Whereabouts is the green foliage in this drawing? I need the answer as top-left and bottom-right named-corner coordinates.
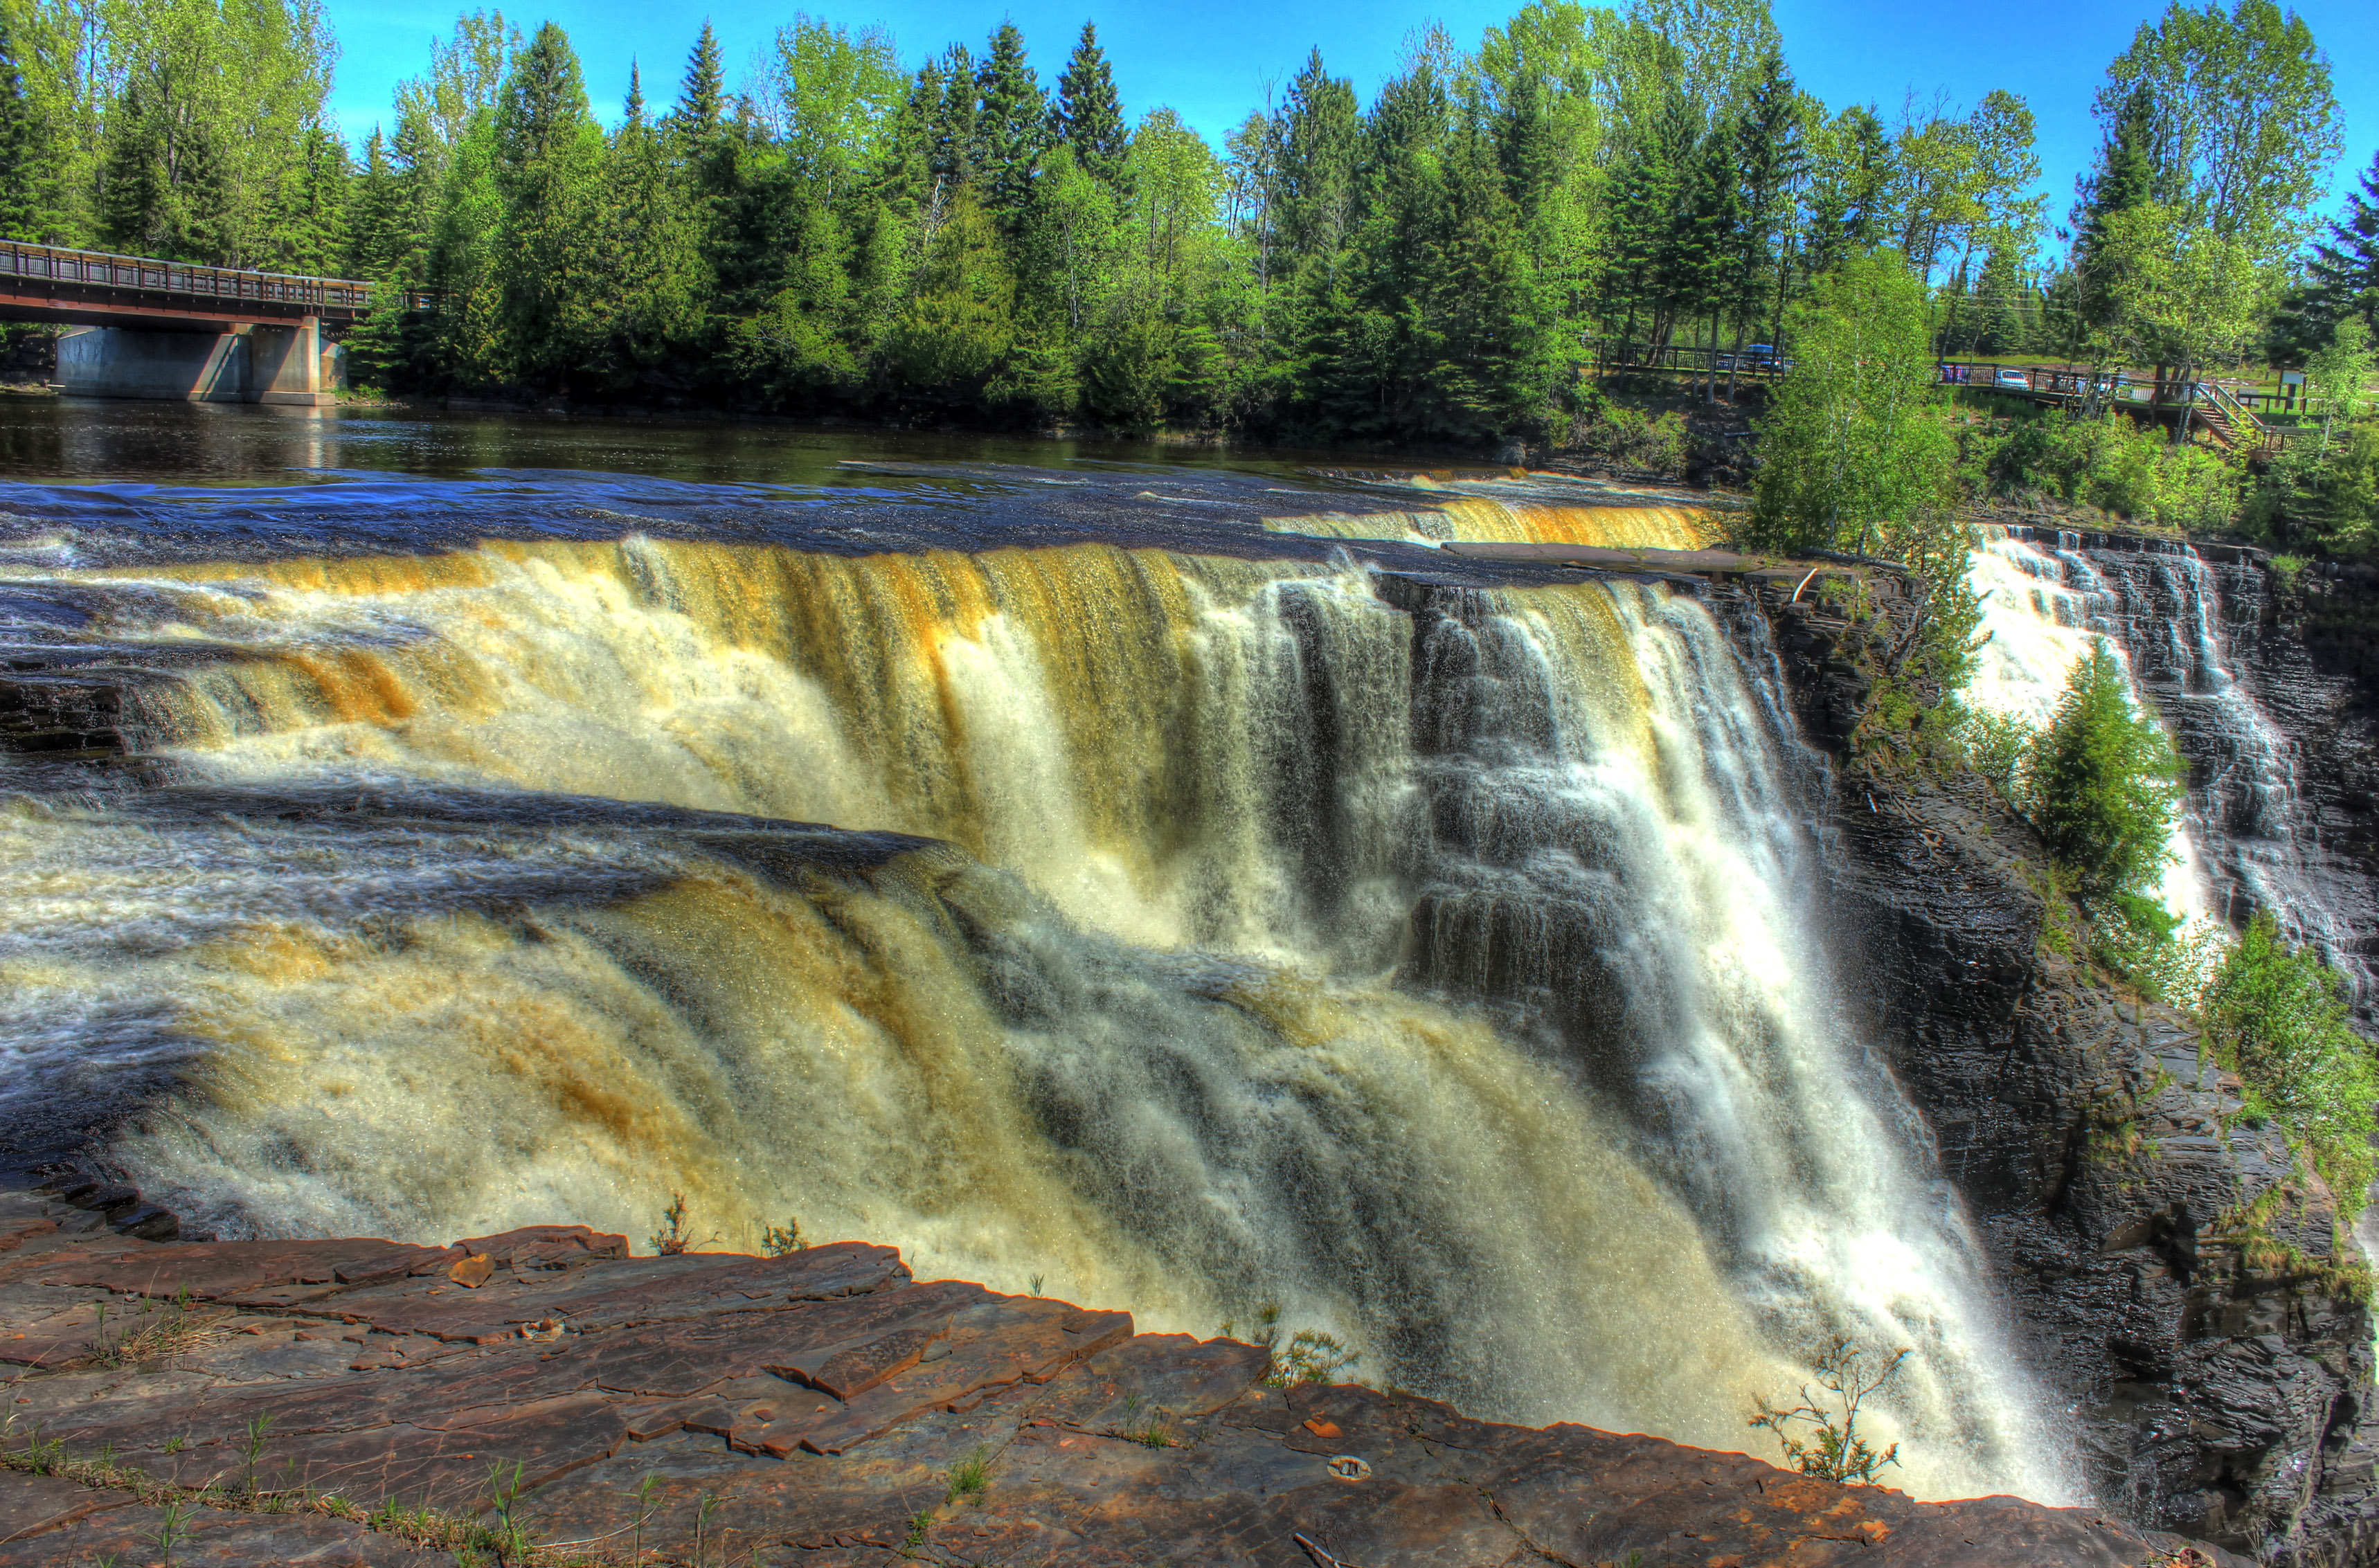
top-left (1747, 252), bottom-right (1956, 560)
top-left (1961, 707), bottom-right (2038, 804)
top-left (2092, 0), bottom-right (2342, 267)
top-left (1052, 23), bottom-right (1126, 188)
top-left (1960, 408), bottom-right (2243, 530)
top-left (96, 0), bottom-right (344, 268)
top-left (1748, 1337), bottom-right (1907, 1485)
top-left (2200, 914), bottom-right (2379, 1220)
top-left (2309, 151), bottom-right (2379, 341)
top-left (1568, 384), bottom-right (1690, 475)
top-left (23, 0), bottom-right (2335, 471)
top-left (945, 1444), bottom-right (991, 1503)
top-left (2027, 642), bottom-right (2187, 905)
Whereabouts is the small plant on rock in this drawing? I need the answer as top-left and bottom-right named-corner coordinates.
top-left (758, 1217), bottom-right (805, 1257)
top-left (649, 1191), bottom-right (718, 1256)
top-left (946, 1444), bottom-right (991, 1504)
top-left (1266, 1328), bottom-right (1360, 1389)
top-left (483, 1459), bottom-right (530, 1562)
top-left (239, 1412), bottom-right (276, 1495)
top-left (1749, 1336), bottom-right (1909, 1484)
top-left (156, 1497), bottom-right (194, 1567)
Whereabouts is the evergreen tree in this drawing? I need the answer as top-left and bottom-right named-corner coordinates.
top-left (1052, 23), bottom-right (1126, 187)
top-left (2072, 81), bottom-right (2154, 333)
top-left (1730, 53), bottom-right (1803, 357)
top-left (1802, 103), bottom-right (1889, 278)
top-left (1970, 243), bottom-right (2024, 356)
top-left (971, 23), bottom-right (1046, 229)
top-left (1274, 50), bottom-right (1358, 269)
top-left (2309, 151), bottom-right (2379, 340)
top-left (493, 21), bottom-right (606, 386)
top-left (593, 64), bottom-right (703, 384)
top-left (670, 21), bottom-right (725, 141)
top-left (923, 46), bottom-right (977, 188)
top-left (347, 130), bottom-right (403, 278)
top-left (0, 14), bottom-right (46, 242)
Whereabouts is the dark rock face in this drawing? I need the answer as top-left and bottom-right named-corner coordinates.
top-left (0, 1180), bottom-right (2230, 1567)
top-left (1739, 564), bottom-right (2379, 1565)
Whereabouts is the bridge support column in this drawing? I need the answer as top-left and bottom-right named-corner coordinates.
top-left (249, 316), bottom-right (332, 407)
top-left (56, 321), bottom-right (343, 406)
top-left (57, 325), bottom-right (248, 401)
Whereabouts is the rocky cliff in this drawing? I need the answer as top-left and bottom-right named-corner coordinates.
top-left (1744, 561), bottom-right (2379, 1566)
top-left (0, 1176), bottom-right (2230, 1568)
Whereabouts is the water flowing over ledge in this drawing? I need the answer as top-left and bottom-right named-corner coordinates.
top-left (1, 474), bottom-right (2063, 1503)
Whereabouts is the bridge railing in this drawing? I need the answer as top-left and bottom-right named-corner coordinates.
top-left (0, 240), bottom-right (370, 311)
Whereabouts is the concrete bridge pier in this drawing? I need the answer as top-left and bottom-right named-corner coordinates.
top-left (57, 320), bottom-right (344, 406)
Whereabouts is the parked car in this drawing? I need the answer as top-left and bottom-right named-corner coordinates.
top-left (1717, 345), bottom-right (1784, 372)
top-left (1993, 366), bottom-right (2032, 391)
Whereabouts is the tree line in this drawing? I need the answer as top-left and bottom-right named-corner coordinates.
top-left (0, 0), bottom-right (2090, 440)
top-left (0, 0), bottom-right (2370, 466)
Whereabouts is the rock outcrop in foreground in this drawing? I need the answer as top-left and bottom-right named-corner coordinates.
top-left (0, 1184), bottom-right (2232, 1567)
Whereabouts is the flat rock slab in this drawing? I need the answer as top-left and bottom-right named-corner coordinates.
top-left (0, 1199), bottom-right (2241, 1567)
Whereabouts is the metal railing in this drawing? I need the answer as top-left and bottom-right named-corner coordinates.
top-left (0, 240), bottom-right (370, 311)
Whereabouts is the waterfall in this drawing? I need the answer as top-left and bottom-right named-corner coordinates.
top-left (0, 510), bottom-right (2063, 1502)
top-left (1266, 495), bottom-right (1722, 550)
top-left (1968, 530), bottom-right (2347, 971)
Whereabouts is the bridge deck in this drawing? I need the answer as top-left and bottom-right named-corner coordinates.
top-left (0, 242), bottom-right (369, 332)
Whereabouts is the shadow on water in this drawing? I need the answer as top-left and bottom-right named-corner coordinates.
top-left (0, 393), bottom-right (1365, 488)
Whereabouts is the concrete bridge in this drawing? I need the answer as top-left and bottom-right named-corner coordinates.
top-left (0, 242), bottom-right (370, 407)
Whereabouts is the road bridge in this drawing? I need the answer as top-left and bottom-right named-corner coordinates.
top-left (0, 242), bottom-right (369, 407)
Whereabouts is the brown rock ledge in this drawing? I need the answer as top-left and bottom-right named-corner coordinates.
top-left (0, 1189), bottom-right (2237, 1566)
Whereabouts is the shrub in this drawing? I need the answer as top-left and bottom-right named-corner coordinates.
top-left (1569, 384), bottom-right (1689, 475)
top-left (1748, 1337), bottom-right (1908, 1485)
top-left (2027, 641), bottom-right (2187, 906)
top-left (2201, 914), bottom-right (2379, 1220)
top-left (1959, 408), bottom-right (2244, 531)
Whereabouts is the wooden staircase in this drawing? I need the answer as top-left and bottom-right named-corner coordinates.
top-left (2188, 379), bottom-right (2282, 455)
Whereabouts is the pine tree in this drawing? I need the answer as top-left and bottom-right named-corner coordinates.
top-left (1052, 22), bottom-right (1126, 188)
top-left (670, 21), bottom-right (724, 140)
top-left (971, 23), bottom-right (1046, 229)
top-left (1730, 53), bottom-right (1802, 357)
top-left (494, 21), bottom-right (606, 386)
top-left (593, 62), bottom-right (702, 383)
top-left (2072, 82), bottom-right (2155, 332)
top-left (2310, 151), bottom-right (2379, 340)
top-left (1972, 244), bottom-right (2023, 357)
top-left (347, 130), bottom-right (400, 277)
top-left (0, 14), bottom-right (44, 242)
top-left (1275, 50), bottom-right (1358, 267)
top-left (924, 46), bottom-right (976, 188)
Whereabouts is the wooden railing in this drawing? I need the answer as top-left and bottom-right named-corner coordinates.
top-left (1586, 340), bottom-right (1788, 377)
top-left (0, 240), bottom-right (370, 312)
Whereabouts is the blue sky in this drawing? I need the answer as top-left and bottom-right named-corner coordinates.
top-left (322, 0), bottom-right (2378, 234)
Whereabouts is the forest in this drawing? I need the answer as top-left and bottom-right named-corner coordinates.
top-left (0, 0), bottom-right (2373, 543)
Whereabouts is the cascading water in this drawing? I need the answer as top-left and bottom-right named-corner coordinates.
top-left (0, 480), bottom-right (2065, 1503)
top-left (1262, 475), bottom-right (1723, 550)
top-left (1968, 529), bottom-right (2352, 975)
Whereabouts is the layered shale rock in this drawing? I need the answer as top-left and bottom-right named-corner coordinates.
top-left (0, 1181), bottom-right (2225, 1567)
